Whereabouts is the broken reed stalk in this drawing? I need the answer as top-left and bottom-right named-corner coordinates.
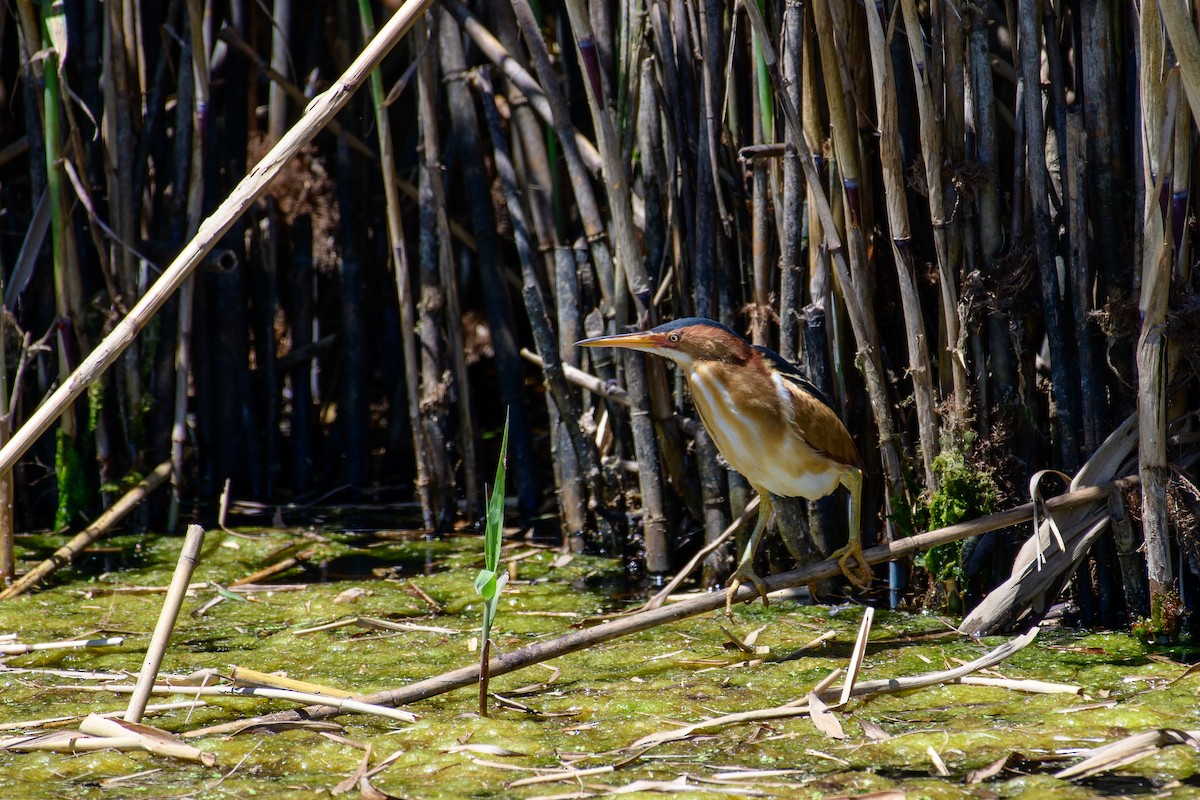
top-left (0, 460), bottom-right (173, 600)
top-left (124, 524), bottom-right (205, 723)
top-left (1138, 4), bottom-right (1177, 612)
top-left (0, 0), bottom-right (437, 481)
top-left (183, 475), bottom-right (1138, 734)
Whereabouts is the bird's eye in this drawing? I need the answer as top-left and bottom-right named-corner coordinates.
top-left (669, 333), bottom-right (680, 343)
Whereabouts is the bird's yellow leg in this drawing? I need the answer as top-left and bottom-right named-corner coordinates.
top-left (726, 493), bottom-right (773, 615)
top-left (830, 467), bottom-right (872, 588)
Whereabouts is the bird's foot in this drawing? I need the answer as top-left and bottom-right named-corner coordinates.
top-left (830, 541), bottom-right (872, 588)
top-left (725, 565), bottom-right (770, 617)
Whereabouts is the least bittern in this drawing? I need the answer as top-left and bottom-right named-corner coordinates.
top-left (577, 318), bottom-right (870, 612)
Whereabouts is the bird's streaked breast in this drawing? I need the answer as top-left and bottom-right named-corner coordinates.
top-left (687, 362), bottom-right (845, 500)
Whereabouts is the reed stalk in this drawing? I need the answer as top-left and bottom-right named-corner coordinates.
top-left (0, 0), bottom-right (437, 479)
top-left (864, 0), bottom-right (940, 491)
top-left (415, 13), bottom-right (472, 521)
top-left (898, 0), bottom-right (969, 413)
top-left (438, 8), bottom-right (537, 518)
top-left (359, 0), bottom-right (432, 523)
top-left (477, 68), bottom-right (621, 548)
top-left (1017, 0), bottom-right (1081, 472)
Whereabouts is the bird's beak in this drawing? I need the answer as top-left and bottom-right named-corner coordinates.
top-left (575, 331), bottom-right (666, 354)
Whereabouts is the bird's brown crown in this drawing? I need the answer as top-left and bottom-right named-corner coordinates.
top-left (649, 318), bottom-right (756, 364)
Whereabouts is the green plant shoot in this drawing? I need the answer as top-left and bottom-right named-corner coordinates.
top-left (474, 411), bottom-right (509, 653)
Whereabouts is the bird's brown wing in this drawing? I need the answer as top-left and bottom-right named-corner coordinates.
top-left (776, 369), bottom-right (862, 469)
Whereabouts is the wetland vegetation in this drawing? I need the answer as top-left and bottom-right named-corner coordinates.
top-left (0, 0), bottom-right (1199, 795)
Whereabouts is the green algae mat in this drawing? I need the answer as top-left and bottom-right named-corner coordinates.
top-left (1, 528), bottom-right (1198, 799)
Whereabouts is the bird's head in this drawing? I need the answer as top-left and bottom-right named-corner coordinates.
top-left (576, 318), bottom-right (754, 369)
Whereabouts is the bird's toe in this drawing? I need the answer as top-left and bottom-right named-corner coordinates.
top-left (832, 544), bottom-right (872, 589)
top-left (725, 566), bottom-right (770, 616)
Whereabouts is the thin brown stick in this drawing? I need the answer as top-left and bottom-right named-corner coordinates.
top-left (229, 548), bottom-right (315, 588)
top-left (0, 460), bottom-right (173, 600)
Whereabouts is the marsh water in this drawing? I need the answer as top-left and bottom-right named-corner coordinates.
top-left (0, 527), bottom-right (1197, 799)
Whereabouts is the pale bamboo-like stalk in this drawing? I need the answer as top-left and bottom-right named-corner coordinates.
top-left (898, 0), bottom-right (968, 412)
top-left (1137, 2), bottom-right (1176, 608)
top-left (1158, 0), bottom-right (1200, 119)
top-left (745, 0), bottom-right (904, 510)
top-left (0, 0), bottom-right (438, 481)
top-left (748, 3), bottom-right (771, 347)
top-left (267, 0), bottom-right (293, 141)
top-left (559, 0), bottom-right (651, 308)
top-left (104, 0), bottom-right (144, 446)
top-left (0, 460), bottom-right (172, 601)
top-left (864, 2), bottom-right (939, 491)
top-left (169, 0), bottom-right (209, 533)
top-left (501, 0), bottom-right (618, 309)
top-left (125, 524), bottom-right (205, 723)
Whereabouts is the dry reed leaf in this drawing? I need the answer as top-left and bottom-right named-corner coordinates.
top-left (507, 765), bottom-right (615, 788)
top-left (801, 748), bottom-right (850, 765)
top-left (630, 629), bottom-right (1039, 750)
top-left (335, 588), bottom-right (371, 604)
top-left (589, 776), bottom-right (763, 795)
top-left (22, 715), bottom-right (218, 766)
top-left (926, 745), bottom-right (950, 776)
top-left (1029, 469), bottom-right (1072, 564)
top-left (214, 719), bottom-right (344, 736)
top-left (966, 752), bottom-right (1018, 783)
top-left (442, 743), bottom-right (527, 757)
top-left (358, 775), bottom-right (400, 800)
top-left (332, 746), bottom-right (372, 795)
top-left (807, 694), bottom-right (846, 740)
top-left (1054, 728), bottom-right (1200, 780)
top-left (1055, 701), bottom-right (1118, 714)
top-left (859, 719), bottom-right (891, 741)
top-left (1168, 662), bottom-right (1200, 685)
top-left (709, 769), bottom-right (807, 780)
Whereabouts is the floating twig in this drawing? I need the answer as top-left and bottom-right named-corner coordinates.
top-left (0, 637), bottom-right (123, 655)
